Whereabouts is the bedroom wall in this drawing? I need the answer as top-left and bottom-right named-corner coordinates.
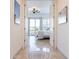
top-left (10, 0), bottom-right (25, 59)
top-left (56, 0), bottom-right (69, 58)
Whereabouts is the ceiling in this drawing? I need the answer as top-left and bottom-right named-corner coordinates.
top-left (27, 0), bottom-right (53, 17)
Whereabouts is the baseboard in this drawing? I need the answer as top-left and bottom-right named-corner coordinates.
top-left (57, 48), bottom-right (68, 59)
top-left (13, 46), bottom-right (23, 59)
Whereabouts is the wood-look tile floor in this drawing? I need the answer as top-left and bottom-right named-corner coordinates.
top-left (14, 36), bottom-right (67, 59)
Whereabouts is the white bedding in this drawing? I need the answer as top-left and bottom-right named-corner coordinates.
top-left (36, 30), bottom-right (50, 39)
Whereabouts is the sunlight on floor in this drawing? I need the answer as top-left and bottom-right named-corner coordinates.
top-left (14, 36), bottom-right (66, 59)
top-left (28, 36), bottom-right (50, 59)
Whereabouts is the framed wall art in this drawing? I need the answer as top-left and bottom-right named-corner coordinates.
top-left (14, 0), bottom-right (20, 24)
top-left (58, 6), bottom-right (68, 24)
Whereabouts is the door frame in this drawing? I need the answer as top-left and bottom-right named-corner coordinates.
top-left (24, 0), bottom-right (57, 59)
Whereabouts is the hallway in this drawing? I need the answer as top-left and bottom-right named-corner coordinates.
top-left (10, 0), bottom-right (69, 59)
top-left (14, 36), bottom-right (67, 59)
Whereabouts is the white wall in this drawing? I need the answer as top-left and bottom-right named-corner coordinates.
top-left (10, 0), bottom-right (25, 59)
top-left (56, 0), bottom-right (69, 58)
top-left (57, 23), bottom-right (69, 58)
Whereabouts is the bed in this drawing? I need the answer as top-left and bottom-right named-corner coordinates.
top-left (36, 30), bottom-right (50, 40)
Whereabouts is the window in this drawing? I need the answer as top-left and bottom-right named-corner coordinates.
top-left (42, 19), bottom-right (49, 31)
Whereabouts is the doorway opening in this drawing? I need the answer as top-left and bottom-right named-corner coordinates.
top-left (24, 0), bottom-right (54, 59)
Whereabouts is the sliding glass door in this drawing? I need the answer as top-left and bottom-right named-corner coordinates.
top-left (29, 19), bottom-right (35, 36)
top-left (29, 18), bottom-right (40, 36)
